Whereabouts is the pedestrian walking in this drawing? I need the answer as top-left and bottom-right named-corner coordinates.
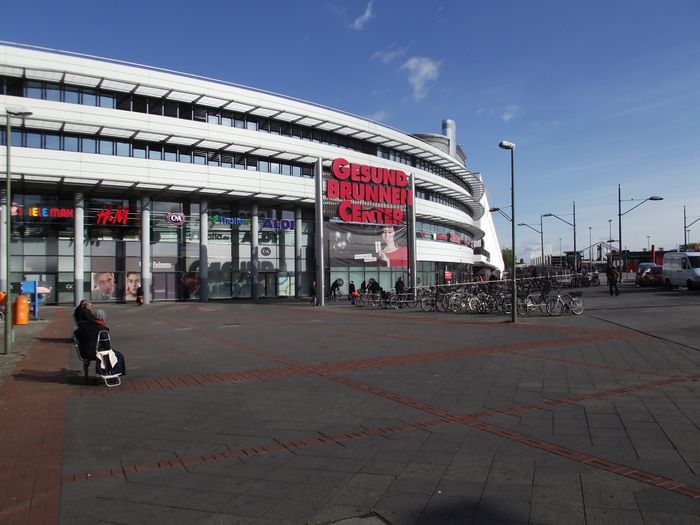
top-left (606, 266), bottom-right (619, 296)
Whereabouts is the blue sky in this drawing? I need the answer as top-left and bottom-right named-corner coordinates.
top-left (3, 0), bottom-right (700, 259)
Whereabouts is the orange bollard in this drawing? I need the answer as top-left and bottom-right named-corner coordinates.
top-left (13, 294), bottom-right (29, 325)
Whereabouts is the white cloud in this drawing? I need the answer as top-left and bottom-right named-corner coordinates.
top-left (501, 105), bottom-right (523, 122)
top-left (400, 57), bottom-right (441, 100)
top-left (351, 1), bottom-right (374, 30)
top-left (372, 45), bottom-right (407, 64)
top-left (365, 109), bottom-right (389, 122)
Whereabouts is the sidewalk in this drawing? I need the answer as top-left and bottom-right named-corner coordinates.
top-left (1, 288), bottom-right (699, 524)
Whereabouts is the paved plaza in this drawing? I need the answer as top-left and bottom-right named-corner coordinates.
top-left (1, 284), bottom-right (699, 524)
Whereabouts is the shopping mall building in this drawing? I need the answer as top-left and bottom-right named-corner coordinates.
top-left (0, 42), bottom-right (503, 305)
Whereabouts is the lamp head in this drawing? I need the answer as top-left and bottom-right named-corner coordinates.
top-left (489, 207), bottom-right (500, 212)
top-left (649, 196), bottom-right (663, 201)
top-left (6, 109), bottom-right (33, 118)
top-left (542, 213), bottom-right (553, 217)
top-left (498, 140), bottom-right (515, 150)
top-left (516, 223), bottom-right (526, 226)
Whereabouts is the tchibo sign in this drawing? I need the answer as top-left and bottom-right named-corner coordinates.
top-left (327, 158), bottom-right (412, 225)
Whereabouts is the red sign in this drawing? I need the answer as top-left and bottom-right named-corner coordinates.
top-left (327, 158), bottom-right (412, 225)
top-left (96, 205), bottom-right (129, 225)
top-left (444, 271), bottom-right (453, 281)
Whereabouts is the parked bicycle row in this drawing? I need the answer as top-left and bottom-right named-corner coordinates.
top-left (350, 276), bottom-right (584, 317)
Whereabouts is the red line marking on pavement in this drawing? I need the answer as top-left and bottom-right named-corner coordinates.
top-left (62, 371), bottom-right (700, 503)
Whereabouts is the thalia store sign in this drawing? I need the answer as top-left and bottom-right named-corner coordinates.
top-left (327, 158), bottom-right (412, 225)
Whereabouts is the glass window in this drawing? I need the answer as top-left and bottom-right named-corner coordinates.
top-left (64, 87), bottom-right (79, 104)
top-left (26, 131), bottom-right (42, 149)
top-left (148, 99), bottom-right (163, 115)
top-left (132, 96), bottom-right (147, 113)
top-left (26, 81), bottom-right (42, 99)
top-left (179, 149), bottom-right (191, 163)
top-left (116, 95), bottom-right (131, 111)
top-left (193, 150), bottom-right (206, 165)
top-left (221, 116), bottom-right (232, 127)
top-left (148, 145), bottom-right (162, 160)
top-left (247, 158), bottom-right (258, 171)
top-left (99, 140), bottom-right (113, 155)
top-left (270, 162), bottom-right (280, 174)
top-left (221, 154), bottom-right (233, 168)
top-left (46, 134), bottom-right (61, 150)
top-left (82, 138), bottom-right (97, 153)
top-left (81, 90), bottom-right (97, 106)
top-left (64, 136), bottom-right (79, 152)
top-left (246, 118), bottom-right (258, 131)
top-left (46, 83), bottom-right (61, 101)
top-left (234, 155), bottom-right (245, 169)
top-left (292, 165), bottom-right (301, 177)
top-left (207, 114), bottom-right (219, 125)
top-left (163, 100), bottom-right (178, 117)
top-left (115, 141), bottom-right (130, 156)
top-left (270, 121), bottom-right (281, 135)
top-left (133, 143), bottom-right (147, 158)
top-left (259, 160), bottom-right (269, 172)
top-left (281, 164), bottom-right (291, 176)
top-left (234, 118), bottom-right (245, 129)
top-left (164, 146), bottom-right (178, 162)
top-left (99, 93), bottom-right (115, 109)
top-left (207, 151), bottom-right (220, 166)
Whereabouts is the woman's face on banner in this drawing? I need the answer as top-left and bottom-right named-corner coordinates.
top-left (381, 227), bottom-right (396, 244)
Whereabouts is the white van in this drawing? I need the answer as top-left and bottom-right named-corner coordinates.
top-left (662, 251), bottom-right (700, 290)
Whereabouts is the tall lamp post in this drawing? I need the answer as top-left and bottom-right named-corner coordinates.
top-left (618, 184), bottom-right (663, 279)
top-left (588, 227), bottom-right (592, 266)
top-left (4, 109), bottom-right (32, 355)
top-left (543, 201), bottom-right (577, 272)
top-left (499, 140), bottom-right (517, 323)
top-left (517, 215), bottom-right (544, 266)
top-left (683, 206), bottom-right (700, 248)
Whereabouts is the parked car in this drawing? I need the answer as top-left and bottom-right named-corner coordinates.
top-left (635, 262), bottom-right (660, 286)
top-left (639, 266), bottom-right (663, 287)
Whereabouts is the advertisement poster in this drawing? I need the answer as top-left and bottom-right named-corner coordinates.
top-left (325, 222), bottom-right (408, 269)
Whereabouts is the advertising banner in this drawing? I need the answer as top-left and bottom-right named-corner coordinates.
top-left (325, 222), bottom-right (408, 269)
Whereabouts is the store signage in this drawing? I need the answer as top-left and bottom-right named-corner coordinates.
top-left (327, 158), bottom-right (412, 225)
top-left (166, 211), bottom-right (185, 225)
top-left (10, 203), bottom-right (74, 219)
top-left (210, 214), bottom-right (294, 230)
top-left (96, 205), bottom-right (129, 226)
top-left (444, 271), bottom-right (453, 281)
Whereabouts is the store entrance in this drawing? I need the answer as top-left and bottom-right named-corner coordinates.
top-left (259, 272), bottom-right (278, 297)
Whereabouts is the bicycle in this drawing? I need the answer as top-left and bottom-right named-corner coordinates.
top-left (546, 291), bottom-right (584, 316)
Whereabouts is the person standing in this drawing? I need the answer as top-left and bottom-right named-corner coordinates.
top-left (348, 280), bottom-right (357, 305)
top-left (606, 266), bottom-right (619, 296)
top-left (310, 280), bottom-right (318, 307)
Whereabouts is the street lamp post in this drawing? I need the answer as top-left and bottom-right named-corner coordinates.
top-left (517, 215), bottom-right (544, 266)
top-left (499, 140), bottom-right (517, 323)
top-left (4, 109), bottom-right (32, 355)
top-left (684, 206), bottom-right (700, 248)
top-left (589, 227), bottom-right (592, 267)
top-left (543, 201), bottom-right (576, 272)
top-left (617, 184), bottom-right (663, 279)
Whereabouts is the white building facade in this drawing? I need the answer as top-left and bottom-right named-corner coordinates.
top-left (0, 43), bottom-right (503, 304)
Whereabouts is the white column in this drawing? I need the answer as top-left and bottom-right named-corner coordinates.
top-left (314, 158), bottom-right (325, 306)
top-left (199, 200), bottom-right (209, 302)
top-left (73, 192), bottom-right (85, 306)
top-left (294, 207), bottom-right (302, 298)
top-left (251, 205), bottom-right (259, 301)
top-left (141, 196), bottom-right (152, 304)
